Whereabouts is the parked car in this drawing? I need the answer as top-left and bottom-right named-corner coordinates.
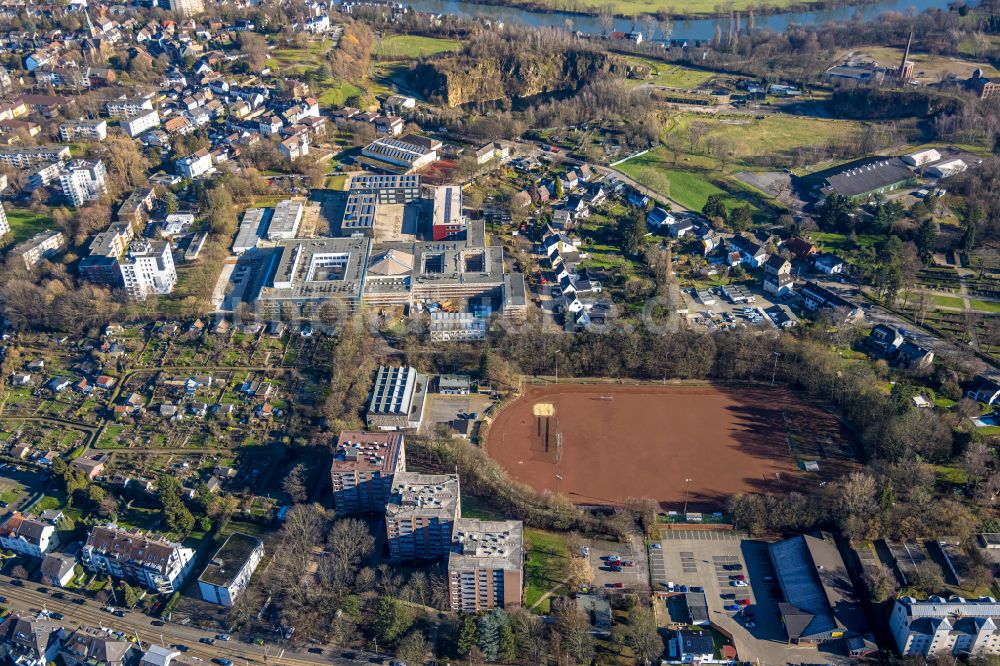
top-left (720, 593), bottom-right (735, 599)
top-left (649, 544), bottom-right (662, 549)
top-left (730, 575), bottom-right (745, 580)
top-left (738, 599), bottom-right (751, 606)
top-left (621, 560), bottom-right (634, 567)
top-left (730, 580), bottom-right (748, 587)
top-left (113, 610), bottom-right (126, 617)
top-left (9, 580), bottom-right (23, 587)
top-left (199, 638), bottom-right (215, 645)
top-left (49, 612), bottom-right (63, 620)
top-left (746, 621), bottom-right (756, 628)
top-left (216, 634), bottom-right (230, 641)
top-left (213, 659), bottom-right (232, 666)
top-left (724, 605), bottom-right (740, 611)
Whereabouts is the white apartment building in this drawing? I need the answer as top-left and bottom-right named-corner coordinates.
top-left (198, 533), bottom-right (264, 606)
top-left (59, 160), bottom-right (107, 206)
top-left (176, 149), bottom-right (212, 179)
top-left (105, 98), bottom-right (153, 119)
top-left (0, 202), bottom-right (10, 239)
top-left (891, 596), bottom-right (1000, 657)
top-left (0, 512), bottom-right (58, 558)
top-left (81, 524), bottom-right (194, 593)
top-left (121, 109), bottom-right (160, 138)
top-left (58, 119), bottom-right (107, 142)
top-left (11, 230), bottom-right (66, 269)
top-left (168, 0), bottom-right (204, 16)
top-left (118, 240), bottom-right (177, 300)
top-left (0, 145), bottom-right (70, 168)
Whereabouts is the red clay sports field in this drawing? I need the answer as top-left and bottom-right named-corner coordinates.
top-left (485, 383), bottom-right (857, 509)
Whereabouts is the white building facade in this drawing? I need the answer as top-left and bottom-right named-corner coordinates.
top-left (118, 240), bottom-right (176, 300)
top-left (59, 160), bottom-right (107, 206)
top-left (891, 596), bottom-right (1000, 657)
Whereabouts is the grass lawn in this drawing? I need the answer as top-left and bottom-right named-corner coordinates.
top-left (932, 294), bottom-right (966, 309)
top-left (934, 465), bottom-right (970, 486)
top-left (317, 80), bottom-right (365, 108)
top-left (617, 150), bottom-right (760, 212)
top-left (376, 35), bottom-right (461, 58)
top-left (524, 529), bottom-right (570, 614)
top-left (666, 113), bottom-right (863, 166)
top-left (806, 231), bottom-right (881, 253)
top-left (0, 489), bottom-right (20, 505)
top-left (624, 57), bottom-right (714, 89)
top-left (461, 494), bottom-right (503, 520)
top-left (3, 208), bottom-right (54, 246)
top-left (970, 299), bottom-right (1000, 313)
top-left (324, 174), bottom-right (347, 190)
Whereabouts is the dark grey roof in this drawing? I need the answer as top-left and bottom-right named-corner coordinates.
top-left (677, 629), bottom-right (714, 655)
top-left (768, 534), bottom-right (871, 642)
top-left (823, 158), bottom-right (912, 197)
top-left (685, 591), bottom-right (709, 624)
top-left (777, 602), bottom-right (816, 640)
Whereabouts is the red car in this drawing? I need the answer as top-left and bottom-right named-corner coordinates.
top-left (731, 574), bottom-right (745, 581)
top-left (738, 599), bottom-right (751, 606)
top-left (608, 582), bottom-right (624, 588)
top-left (621, 560), bottom-right (635, 567)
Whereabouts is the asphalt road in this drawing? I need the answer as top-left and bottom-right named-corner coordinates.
top-left (0, 575), bottom-right (385, 666)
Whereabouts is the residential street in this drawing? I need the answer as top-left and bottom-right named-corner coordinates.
top-left (0, 574), bottom-right (382, 666)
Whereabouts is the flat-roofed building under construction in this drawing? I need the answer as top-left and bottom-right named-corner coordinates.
top-left (342, 174), bottom-right (422, 238)
top-left (364, 220), bottom-right (504, 307)
top-left (254, 236), bottom-right (371, 317)
top-left (331, 430), bottom-right (406, 515)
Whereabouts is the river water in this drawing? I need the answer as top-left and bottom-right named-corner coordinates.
top-left (405, 0), bottom-right (950, 41)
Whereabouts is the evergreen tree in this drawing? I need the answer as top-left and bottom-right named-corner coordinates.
top-left (478, 610), bottom-right (503, 661)
top-left (499, 619), bottom-right (517, 663)
top-left (617, 208), bottom-right (647, 256)
top-left (372, 596), bottom-right (403, 644)
top-left (962, 221), bottom-right (977, 252)
top-left (915, 218), bottom-right (938, 262)
top-left (457, 613), bottom-right (479, 656)
top-left (554, 178), bottom-right (564, 199)
top-left (122, 582), bottom-right (139, 608)
top-left (728, 205), bottom-right (753, 232)
top-left (702, 194), bottom-right (727, 221)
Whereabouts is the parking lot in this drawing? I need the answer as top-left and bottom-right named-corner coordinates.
top-left (588, 535), bottom-right (648, 593)
top-left (652, 529), bottom-right (855, 665)
top-left (684, 285), bottom-right (787, 331)
top-left (420, 393), bottom-right (494, 436)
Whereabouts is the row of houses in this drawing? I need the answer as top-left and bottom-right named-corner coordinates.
top-left (0, 510), bottom-right (263, 609)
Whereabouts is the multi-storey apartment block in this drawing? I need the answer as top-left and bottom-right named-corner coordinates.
top-left (385, 472), bottom-right (460, 562)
